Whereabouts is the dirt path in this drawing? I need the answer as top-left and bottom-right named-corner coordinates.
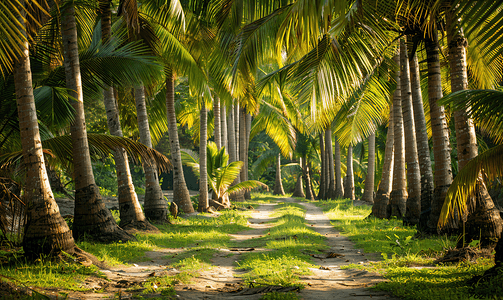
top-left (64, 198), bottom-right (400, 300)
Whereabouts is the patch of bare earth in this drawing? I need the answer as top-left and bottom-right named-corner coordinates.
top-left (50, 198), bottom-right (400, 299)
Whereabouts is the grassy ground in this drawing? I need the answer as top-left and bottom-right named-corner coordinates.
top-left (0, 194), bottom-right (500, 300)
top-left (314, 198), bottom-right (501, 300)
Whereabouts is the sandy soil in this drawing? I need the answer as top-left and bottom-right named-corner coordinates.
top-left (52, 197), bottom-right (400, 300)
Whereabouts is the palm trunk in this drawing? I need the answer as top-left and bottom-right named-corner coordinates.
top-left (227, 104), bottom-right (244, 202)
top-left (400, 39), bottom-right (421, 225)
top-left (220, 101), bottom-right (228, 151)
top-left (101, 2), bottom-right (150, 229)
top-left (361, 133), bottom-right (375, 203)
top-left (239, 109), bottom-right (246, 183)
top-left (334, 135), bottom-right (344, 198)
top-left (344, 145), bottom-right (355, 201)
top-left (373, 104), bottom-right (394, 218)
top-left (234, 103), bottom-right (240, 158)
top-left (390, 52), bottom-right (408, 219)
top-left (244, 113), bottom-right (252, 199)
top-left (303, 157), bottom-right (315, 200)
top-left (447, 12), bottom-right (502, 247)
top-left (273, 153), bottom-right (285, 195)
top-left (213, 97), bottom-right (221, 149)
top-left (326, 129), bottom-right (336, 199)
top-left (317, 133), bottom-right (326, 199)
top-left (134, 86), bottom-right (167, 222)
top-left (62, 4), bottom-right (133, 242)
top-left (165, 71), bottom-right (194, 213)
top-left (425, 32), bottom-right (453, 231)
top-left (292, 157), bottom-right (305, 198)
top-left (199, 104), bottom-right (208, 212)
top-left (15, 8), bottom-right (75, 257)
top-left (410, 52), bottom-right (434, 231)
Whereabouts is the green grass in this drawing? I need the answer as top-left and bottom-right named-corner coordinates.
top-left (0, 253), bottom-right (103, 292)
top-left (313, 198), bottom-right (499, 300)
top-left (236, 202), bottom-right (325, 287)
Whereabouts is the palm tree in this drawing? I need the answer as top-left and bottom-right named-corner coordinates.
top-left (400, 39), bottom-right (421, 225)
top-left (273, 153), bottom-right (285, 196)
top-left (390, 53), bottom-right (407, 218)
top-left (134, 86), bottom-right (168, 221)
top-left (182, 142), bottom-right (266, 208)
top-left (344, 144), bottom-right (355, 201)
top-left (60, 2), bottom-right (134, 242)
top-left (424, 30), bottom-right (454, 232)
top-left (13, 0), bottom-right (76, 257)
top-left (199, 102), bottom-right (208, 212)
top-left (372, 103), bottom-right (394, 218)
top-left (361, 132), bottom-right (375, 203)
top-left (166, 71), bottom-right (194, 213)
top-left (100, 0), bottom-right (153, 231)
top-left (445, 7), bottom-right (502, 246)
top-left (410, 51), bottom-right (434, 230)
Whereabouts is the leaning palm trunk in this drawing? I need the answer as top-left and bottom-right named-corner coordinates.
top-left (134, 86), bottom-right (167, 221)
top-left (100, 0), bottom-right (150, 230)
top-left (166, 71), bottom-right (194, 213)
top-left (326, 129), bottom-right (336, 199)
top-left (447, 12), bottom-right (502, 247)
top-left (361, 133), bottom-right (375, 203)
top-left (390, 53), bottom-right (408, 219)
top-left (273, 153), bottom-right (285, 195)
top-left (400, 39), bottom-right (421, 225)
top-left (15, 9), bottom-right (75, 257)
top-left (344, 145), bottom-right (355, 201)
top-left (373, 104), bottom-right (394, 218)
top-left (62, 4), bottom-right (133, 242)
top-left (425, 32), bottom-right (454, 232)
top-left (199, 104), bottom-right (208, 212)
top-left (410, 53), bottom-right (434, 230)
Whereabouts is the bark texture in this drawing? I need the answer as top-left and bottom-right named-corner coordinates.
top-left (15, 11), bottom-right (75, 257)
top-left (410, 53), bottom-right (434, 231)
top-left (390, 53), bottom-right (407, 219)
top-left (317, 133), bottom-right (326, 200)
top-left (344, 145), bottom-right (355, 201)
top-left (166, 72), bottom-right (194, 213)
top-left (400, 39), bottom-right (421, 225)
top-left (62, 4), bottom-right (133, 242)
top-left (425, 32), bottom-right (453, 232)
top-left (199, 104), bottom-right (208, 212)
top-left (373, 104), bottom-right (394, 218)
top-left (334, 136), bottom-right (344, 198)
top-left (361, 133), bottom-right (375, 203)
top-left (326, 129), bottom-right (336, 199)
top-left (134, 86), bottom-right (167, 222)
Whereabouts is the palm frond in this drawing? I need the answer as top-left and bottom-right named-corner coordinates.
top-left (41, 133), bottom-right (171, 172)
top-left (226, 179), bottom-right (268, 195)
top-left (439, 89), bottom-right (503, 143)
top-left (439, 145), bottom-right (503, 227)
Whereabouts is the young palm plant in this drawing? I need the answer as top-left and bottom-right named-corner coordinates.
top-left (181, 142), bottom-right (266, 209)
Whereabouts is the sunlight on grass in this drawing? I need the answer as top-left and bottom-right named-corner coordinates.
top-left (0, 255), bottom-right (102, 292)
top-left (313, 198), bottom-right (497, 300)
top-left (236, 201), bottom-right (325, 287)
top-left (77, 239), bottom-right (155, 266)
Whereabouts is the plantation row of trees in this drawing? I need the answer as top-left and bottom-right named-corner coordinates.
top-left (0, 0), bottom-right (502, 273)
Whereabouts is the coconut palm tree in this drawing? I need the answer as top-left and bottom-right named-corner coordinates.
top-left (181, 142), bottom-right (266, 209)
top-left (400, 39), bottom-right (421, 225)
top-left (12, 0), bottom-right (76, 258)
top-left (60, 1), bottom-right (134, 242)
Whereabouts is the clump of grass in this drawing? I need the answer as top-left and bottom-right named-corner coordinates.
top-left (262, 291), bottom-right (300, 300)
